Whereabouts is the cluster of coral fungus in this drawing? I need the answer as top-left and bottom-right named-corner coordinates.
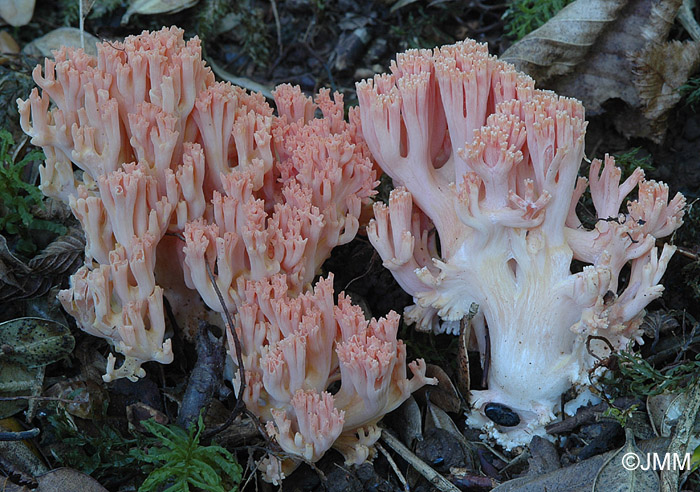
top-left (18, 27), bottom-right (434, 481)
top-left (357, 40), bottom-right (684, 448)
top-left (19, 26), bottom-right (685, 471)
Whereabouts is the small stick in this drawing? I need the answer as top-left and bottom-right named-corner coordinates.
top-left (380, 429), bottom-right (461, 492)
top-left (376, 442), bottom-right (409, 492)
top-left (0, 428), bottom-right (40, 441)
top-left (269, 0), bottom-right (283, 58)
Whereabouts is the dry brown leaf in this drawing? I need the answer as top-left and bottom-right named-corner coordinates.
top-left (22, 27), bottom-right (101, 58)
top-left (593, 429), bottom-right (660, 491)
top-left (121, 0), bottom-right (199, 25)
top-left (28, 227), bottom-right (84, 276)
top-left (0, 30), bottom-right (19, 64)
top-left (0, 228), bottom-right (84, 302)
top-left (632, 40), bottom-right (700, 140)
top-left (424, 363), bottom-right (461, 413)
top-left (2, 468), bottom-right (107, 492)
top-left (501, 0), bottom-right (628, 83)
top-left (503, 0), bottom-right (695, 142)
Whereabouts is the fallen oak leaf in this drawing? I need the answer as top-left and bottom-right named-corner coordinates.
top-left (502, 0), bottom-right (697, 142)
top-left (500, 0), bottom-right (628, 83)
top-left (632, 40), bottom-right (700, 140)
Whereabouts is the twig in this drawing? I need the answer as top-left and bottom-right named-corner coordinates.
top-left (0, 395), bottom-right (91, 404)
top-left (545, 397), bottom-right (642, 434)
top-left (79, 0), bottom-right (84, 50)
top-left (481, 322), bottom-right (490, 388)
top-left (269, 0), bottom-right (283, 58)
top-left (0, 428), bottom-right (40, 441)
top-left (381, 429), bottom-right (461, 492)
top-left (586, 335), bottom-right (616, 361)
top-left (675, 245), bottom-right (698, 260)
top-left (376, 442), bottom-right (408, 492)
top-left (201, 258), bottom-right (247, 440)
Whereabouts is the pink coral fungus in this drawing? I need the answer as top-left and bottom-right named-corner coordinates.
top-left (357, 39), bottom-right (685, 448)
top-left (18, 27), bottom-right (434, 476)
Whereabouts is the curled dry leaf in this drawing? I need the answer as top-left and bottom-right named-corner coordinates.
top-left (500, 0), bottom-right (628, 83)
top-left (593, 428), bottom-right (659, 491)
top-left (22, 27), bottom-right (101, 58)
top-left (0, 228), bottom-right (84, 302)
top-left (0, 317), bottom-right (74, 368)
top-left (1, 468), bottom-right (107, 492)
top-left (647, 392), bottom-right (686, 437)
top-left (423, 363), bottom-right (461, 413)
top-left (0, 30), bottom-right (20, 64)
top-left (502, 0), bottom-right (697, 142)
top-left (633, 40), bottom-right (700, 140)
top-left (207, 56), bottom-right (275, 99)
top-left (122, 0), bottom-right (199, 25)
top-left (394, 396), bottom-right (424, 447)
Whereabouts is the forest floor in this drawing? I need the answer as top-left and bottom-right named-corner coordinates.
top-left (1, 1), bottom-right (699, 491)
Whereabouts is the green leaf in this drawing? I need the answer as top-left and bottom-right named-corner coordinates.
top-left (135, 413), bottom-right (241, 492)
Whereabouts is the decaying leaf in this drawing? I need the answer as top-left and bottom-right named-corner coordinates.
top-left (28, 228), bottom-right (84, 276)
top-left (0, 362), bottom-right (38, 418)
top-left (660, 379), bottom-right (700, 491)
top-left (425, 402), bottom-right (477, 471)
top-left (393, 396), bottom-right (424, 447)
top-left (1, 468), bottom-right (107, 492)
top-left (647, 392), bottom-right (686, 437)
top-left (424, 364), bottom-right (461, 413)
top-left (501, 0), bottom-right (697, 142)
top-left (122, 0), bottom-right (199, 25)
top-left (0, 318), bottom-right (74, 368)
top-left (493, 436), bottom-right (670, 492)
top-left (633, 40), bottom-right (700, 139)
top-left (500, 0), bottom-right (627, 83)
top-left (527, 436), bottom-right (561, 477)
top-left (0, 420), bottom-right (48, 483)
top-left (44, 379), bottom-right (107, 420)
top-left (593, 428), bottom-right (659, 491)
top-left (22, 28), bottom-right (101, 58)
top-left (0, 228), bottom-right (84, 302)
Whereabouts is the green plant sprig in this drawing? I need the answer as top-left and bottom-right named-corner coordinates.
top-left (614, 349), bottom-right (700, 398)
top-left (0, 130), bottom-right (66, 253)
top-left (133, 414), bottom-right (242, 492)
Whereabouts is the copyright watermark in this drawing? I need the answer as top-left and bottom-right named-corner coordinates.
top-left (621, 452), bottom-right (692, 471)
